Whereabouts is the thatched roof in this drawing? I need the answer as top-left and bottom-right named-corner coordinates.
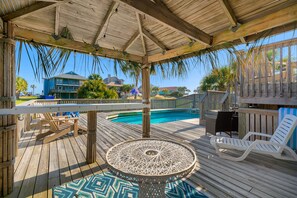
top-left (1, 0), bottom-right (297, 64)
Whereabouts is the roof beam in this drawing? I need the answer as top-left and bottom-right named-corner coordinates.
top-left (0, 17), bottom-right (3, 36)
top-left (239, 37), bottom-right (247, 44)
top-left (118, 0), bottom-right (212, 46)
top-left (218, 0), bottom-right (247, 42)
top-left (218, 0), bottom-right (238, 27)
top-left (122, 31), bottom-right (140, 51)
top-left (93, 1), bottom-right (119, 45)
top-left (148, 4), bottom-right (297, 63)
top-left (14, 27), bottom-right (143, 63)
top-left (136, 13), bottom-right (146, 55)
top-left (54, 6), bottom-right (60, 35)
top-left (2, 0), bottom-right (69, 22)
top-left (142, 28), bottom-right (167, 51)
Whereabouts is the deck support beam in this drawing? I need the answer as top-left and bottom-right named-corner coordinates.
top-left (142, 62), bottom-right (151, 138)
top-left (0, 21), bottom-right (16, 196)
top-left (87, 111), bottom-right (97, 164)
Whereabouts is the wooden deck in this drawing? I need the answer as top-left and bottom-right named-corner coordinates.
top-left (10, 113), bottom-right (297, 198)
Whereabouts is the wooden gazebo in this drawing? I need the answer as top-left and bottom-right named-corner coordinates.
top-left (1, 0), bottom-right (297, 196)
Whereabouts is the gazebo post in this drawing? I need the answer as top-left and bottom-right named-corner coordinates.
top-left (0, 21), bottom-right (17, 196)
top-left (142, 62), bottom-right (151, 138)
top-left (86, 111), bottom-right (97, 164)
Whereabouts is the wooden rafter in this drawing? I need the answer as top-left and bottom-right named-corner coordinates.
top-left (240, 37), bottom-right (247, 44)
top-left (54, 6), bottom-right (60, 35)
top-left (148, 4), bottom-right (297, 63)
top-left (2, 0), bottom-right (69, 22)
top-left (142, 28), bottom-right (167, 51)
top-left (136, 13), bottom-right (146, 55)
top-left (218, 0), bottom-right (237, 27)
top-left (14, 27), bottom-right (143, 63)
top-left (218, 0), bottom-right (246, 43)
top-left (119, 0), bottom-right (212, 45)
top-left (0, 17), bottom-right (3, 36)
top-left (122, 31), bottom-right (140, 51)
top-left (93, 1), bottom-right (119, 45)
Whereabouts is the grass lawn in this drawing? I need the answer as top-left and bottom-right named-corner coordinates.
top-left (16, 96), bottom-right (37, 105)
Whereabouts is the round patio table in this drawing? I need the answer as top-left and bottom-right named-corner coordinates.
top-left (106, 139), bottom-right (197, 198)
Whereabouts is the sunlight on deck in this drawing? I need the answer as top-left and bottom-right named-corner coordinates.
top-left (10, 113), bottom-right (297, 198)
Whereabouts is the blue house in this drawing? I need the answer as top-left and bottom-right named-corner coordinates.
top-left (43, 71), bottom-right (87, 99)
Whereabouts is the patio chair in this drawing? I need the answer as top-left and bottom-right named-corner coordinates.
top-left (36, 112), bottom-right (78, 143)
top-left (210, 114), bottom-right (297, 161)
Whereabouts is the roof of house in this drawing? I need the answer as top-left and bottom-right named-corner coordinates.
top-left (106, 82), bottom-right (123, 87)
top-left (103, 76), bottom-right (124, 84)
top-left (47, 71), bottom-right (87, 81)
top-left (159, 87), bottom-right (179, 91)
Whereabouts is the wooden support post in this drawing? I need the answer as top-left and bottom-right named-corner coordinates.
top-left (0, 21), bottom-right (16, 196)
top-left (142, 63), bottom-right (151, 138)
top-left (24, 114), bottom-right (31, 131)
top-left (86, 111), bottom-right (96, 164)
top-left (280, 45), bottom-right (283, 97)
top-left (238, 105), bottom-right (249, 139)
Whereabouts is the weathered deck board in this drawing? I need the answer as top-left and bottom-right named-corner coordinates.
top-left (9, 113), bottom-right (297, 198)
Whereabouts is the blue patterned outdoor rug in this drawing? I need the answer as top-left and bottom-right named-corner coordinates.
top-left (53, 172), bottom-right (207, 198)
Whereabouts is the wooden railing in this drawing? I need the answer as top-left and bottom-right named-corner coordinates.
top-left (35, 99), bottom-right (177, 109)
top-left (16, 100), bottom-right (35, 147)
top-left (175, 94), bottom-right (202, 108)
top-left (4, 102), bottom-right (148, 165)
top-left (239, 38), bottom-right (297, 105)
top-left (199, 91), bottom-right (230, 125)
top-left (33, 97), bottom-right (201, 109)
top-left (237, 108), bottom-right (278, 139)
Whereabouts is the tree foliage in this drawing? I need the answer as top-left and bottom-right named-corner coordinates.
top-left (177, 86), bottom-right (190, 95)
top-left (169, 91), bottom-right (183, 98)
top-left (77, 74), bottom-right (118, 99)
top-left (120, 84), bottom-right (133, 93)
top-left (200, 64), bottom-right (236, 92)
top-left (16, 77), bottom-right (28, 99)
top-left (151, 86), bottom-right (160, 96)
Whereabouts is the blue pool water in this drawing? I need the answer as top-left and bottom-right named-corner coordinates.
top-left (110, 110), bottom-right (199, 124)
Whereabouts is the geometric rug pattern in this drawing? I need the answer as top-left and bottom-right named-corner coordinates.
top-left (53, 172), bottom-right (208, 198)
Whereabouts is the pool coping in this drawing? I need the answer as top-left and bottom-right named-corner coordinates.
top-left (106, 108), bottom-right (200, 121)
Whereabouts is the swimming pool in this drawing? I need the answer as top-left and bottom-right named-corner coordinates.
top-left (109, 109), bottom-right (199, 124)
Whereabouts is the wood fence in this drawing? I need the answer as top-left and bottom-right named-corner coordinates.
top-left (237, 108), bottom-right (278, 139)
top-left (239, 38), bottom-right (297, 105)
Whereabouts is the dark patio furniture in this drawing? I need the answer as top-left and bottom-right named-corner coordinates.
top-left (205, 110), bottom-right (238, 137)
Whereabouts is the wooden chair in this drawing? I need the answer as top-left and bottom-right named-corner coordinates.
top-left (36, 112), bottom-right (78, 143)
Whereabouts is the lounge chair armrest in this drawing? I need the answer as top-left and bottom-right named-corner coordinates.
top-left (242, 132), bottom-right (272, 141)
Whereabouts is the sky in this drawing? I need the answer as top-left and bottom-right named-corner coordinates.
top-left (17, 30), bottom-right (297, 95)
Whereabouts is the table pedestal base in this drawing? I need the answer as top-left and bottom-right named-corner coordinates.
top-left (139, 182), bottom-right (166, 198)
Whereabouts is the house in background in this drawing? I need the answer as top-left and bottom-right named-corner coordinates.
top-left (103, 74), bottom-right (124, 87)
top-left (159, 87), bottom-right (179, 95)
top-left (43, 71), bottom-right (87, 99)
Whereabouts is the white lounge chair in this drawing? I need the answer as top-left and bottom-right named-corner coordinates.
top-left (210, 114), bottom-right (297, 161)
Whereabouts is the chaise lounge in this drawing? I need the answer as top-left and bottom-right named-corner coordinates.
top-left (210, 114), bottom-right (297, 161)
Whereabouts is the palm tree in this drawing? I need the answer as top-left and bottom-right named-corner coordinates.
top-left (30, 84), bottom-right (37, 96)
top-left (16, 77), bottom-right (28, 99)
top-left (200, 63), bottom-right (237, 93)
top-left (115, 61), bottom-right (142, 99)
top-left (88, 74), bottom-right (102, 80)
top-left (177, 86), bottom-right (190, 96)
